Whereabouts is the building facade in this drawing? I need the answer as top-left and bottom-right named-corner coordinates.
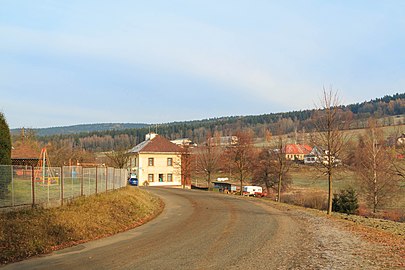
top-left (127, 133), bottom-right (183, 187)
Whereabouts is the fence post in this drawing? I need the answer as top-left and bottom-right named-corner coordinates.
top-left (95, 166), bottom-right (98, 194)
top-left (112, 169), bottom-right (115, 190)
top-left (61, 166), bottom-right (64, 206)
top-left (80, 166), bottom-right (84, 196)
top-left (31, 165), bottom-right (35, 207)
top-left (105, 167), bottom-right (108, 192)
top-left (11, 165), bottom-right (14, 207)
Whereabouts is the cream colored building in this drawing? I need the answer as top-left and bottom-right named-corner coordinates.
top-left (127, 133), bottom-right (183, 187)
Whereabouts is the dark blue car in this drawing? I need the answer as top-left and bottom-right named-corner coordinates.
top-left (128, 177), bottom-right (138, 186)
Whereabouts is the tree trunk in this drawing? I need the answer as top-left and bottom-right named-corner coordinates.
top-left (240, 174), bottom-right (243, 195)
top-left (327, 171), bottom-right (333, 214)
top-left (207, 172), bottom-right (211, 191)
top-left (277, 173), bottom-right (282, 203)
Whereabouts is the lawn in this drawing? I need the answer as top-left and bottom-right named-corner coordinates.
top-left (288, 165), bottom-right (405, 212)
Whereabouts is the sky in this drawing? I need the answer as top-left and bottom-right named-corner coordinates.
top-left (1, 1), bottom-right (404, 129)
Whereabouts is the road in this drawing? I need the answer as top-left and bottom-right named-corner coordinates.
top-left (2, 187), bottom-right (395, 269)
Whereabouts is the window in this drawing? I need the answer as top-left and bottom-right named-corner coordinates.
top-left (167, 158), bottom-right (173, 166)
top-left (148, 174), bottom-right (154, 182)
top-left (148, 158), bottom-right (154, 166)
top-left (167, 174), bottom-right (173, 182)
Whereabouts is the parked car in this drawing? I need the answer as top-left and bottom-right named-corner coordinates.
top-left (128, 177), bottom-right (138, 186)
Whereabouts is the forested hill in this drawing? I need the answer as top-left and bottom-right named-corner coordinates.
top-left (11, 123), bottom-right (149, 137)
top-left (23, 93), bottom-right (405, 151)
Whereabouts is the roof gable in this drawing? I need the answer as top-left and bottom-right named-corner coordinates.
top-left (129, 135), bottom-right (182, 153)
top-left (285, 144), bottom-right (312, 155)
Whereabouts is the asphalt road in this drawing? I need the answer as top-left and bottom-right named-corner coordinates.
top-left (3, 188), bottom-right (312, 270)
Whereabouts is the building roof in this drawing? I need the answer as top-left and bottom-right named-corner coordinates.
top-left (285, 144), bottom-right (312, 155)
top-left (11, 142), bottom-right (40, 159)
top-left (129, 135), bottom-right (183, 153)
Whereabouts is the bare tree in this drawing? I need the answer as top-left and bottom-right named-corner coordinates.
top-left (253, 146), bottom-right (291, 199)
top-left (355, 119), bottom-right (400, 213)
top-left (195, 133), bottom-right (223, 189)
top-left (311, 87), bottom-right (351, 214)
top-left (180, 145), bottom-right (193, 189)
top-left (390, 128), bottom-right (405, 180)
top-left (105, 148), bottom-right (130, 168)
top-left (226, 129), bottom-right (255, 195)
top-left (273, 135), bottom-right (292, 202)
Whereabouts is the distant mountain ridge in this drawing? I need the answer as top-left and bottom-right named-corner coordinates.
top-left (11, 123), bottom-right (149, 136)
top-left (11, 93), bottom-right (405, 141)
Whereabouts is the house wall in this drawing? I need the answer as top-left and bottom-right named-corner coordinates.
top-left (286, 154), bottom-right (305, 161)
top-left (130, 152), bottom-right (182, 186)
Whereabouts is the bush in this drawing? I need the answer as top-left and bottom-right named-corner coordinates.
top-left (332, 187), bottom-right (359, 214)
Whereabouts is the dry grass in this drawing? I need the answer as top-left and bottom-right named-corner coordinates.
top-left (0, 187), bottom-right (163, 265)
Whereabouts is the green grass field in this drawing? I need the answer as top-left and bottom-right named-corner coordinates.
top-left (1, 174), bottom-right (125, 208)
top-left (288, 165), bottom-right (405, 212)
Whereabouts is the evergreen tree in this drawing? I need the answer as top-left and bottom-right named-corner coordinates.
top-left (0, 112), bottom-right (12, 199)
top-left (0, 112), bottom-right (11, 165)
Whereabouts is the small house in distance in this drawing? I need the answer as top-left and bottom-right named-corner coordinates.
top-left (285, 144), bottom-right (312, 162)
top-left (127, 133), bottom-right (184, 187)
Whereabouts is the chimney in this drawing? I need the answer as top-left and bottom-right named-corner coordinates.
top-left (145, 132), bottom-right (157, 141)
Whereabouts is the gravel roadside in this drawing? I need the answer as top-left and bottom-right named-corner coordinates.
top-left (261, 200), bottom-right (405, 269)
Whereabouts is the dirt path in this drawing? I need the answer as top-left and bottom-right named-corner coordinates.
top-left (2, 188), bottom-right (403, 269)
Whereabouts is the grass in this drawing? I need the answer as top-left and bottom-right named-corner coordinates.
top-left (0, 187), bottom-right (163, 265)
top-left (0, 175), bottom-right (124, 208)
top-left (289, 166), bottom-right (357, 191)
top-left (286, 165), bottom-right (405, 214)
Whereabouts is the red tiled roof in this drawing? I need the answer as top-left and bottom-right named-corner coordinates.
top-left (285, 144), bottom-right (312, 155)
top-left (11, 142), bottom-right (40, 159)
top-left (130, 135), bottom-right (183, 153)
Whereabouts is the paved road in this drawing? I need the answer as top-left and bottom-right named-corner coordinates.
top-left (3, 188), bottom-right (313, 270)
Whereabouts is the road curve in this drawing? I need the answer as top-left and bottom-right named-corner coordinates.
top-left (2, 188), bottom-right (314, 270)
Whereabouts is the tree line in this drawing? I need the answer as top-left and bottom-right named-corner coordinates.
top-left (30, 93), bottom-right (404, 153)
top-left (190, 90), bottom-right (404, 215)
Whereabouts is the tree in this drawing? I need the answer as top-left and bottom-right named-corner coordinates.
top-left (105, 147), bottom-right (130, 168)
top-left (355, 119), bottom-right (400, 213)
top-left (311, 87), bottom-right (351, 214)
top-left (0, 112), bottom-right (12, 199)
top-left (179, 145), bottom-right (193, 189)
top-left (195, 132), bottom-right (222, 189)
top-left (273, 135), bottom-right (292, 202)
top-left (253, 146), bottom-right (291, 199)
top-left (0, 113), bottom-right (11, 165)
top-left (226, 129), bottom-right (255, 195)
top-left (390, 128), bottom-right (405, 180)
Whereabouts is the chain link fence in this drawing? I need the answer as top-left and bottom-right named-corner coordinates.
top-left (0, 165), bottom-right (128, 209)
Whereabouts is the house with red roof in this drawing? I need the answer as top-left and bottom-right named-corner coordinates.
top-left (127, 133), bottom-right (185, 187)
top-left (11, 141), bottom-right (41, 166)
top-left (284, 144), bottom-right (312, 161)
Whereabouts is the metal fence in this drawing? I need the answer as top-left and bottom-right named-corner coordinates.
top-left (0, 165), bottom-right (128, 209)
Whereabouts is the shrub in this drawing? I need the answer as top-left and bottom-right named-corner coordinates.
top-left (332, 187), bottom-right (359, 214)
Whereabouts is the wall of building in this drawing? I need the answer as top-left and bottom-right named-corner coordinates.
top-left (136, 153), bottom-right (182, 186)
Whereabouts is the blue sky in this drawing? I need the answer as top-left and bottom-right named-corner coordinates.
top-left (1, 1), bottom-right (404, 129)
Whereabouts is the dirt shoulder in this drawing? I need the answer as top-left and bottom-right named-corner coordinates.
top-left (0, 187), bottom-right (163, 265)
top-left (262, 199), bottom-right (405, 269)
